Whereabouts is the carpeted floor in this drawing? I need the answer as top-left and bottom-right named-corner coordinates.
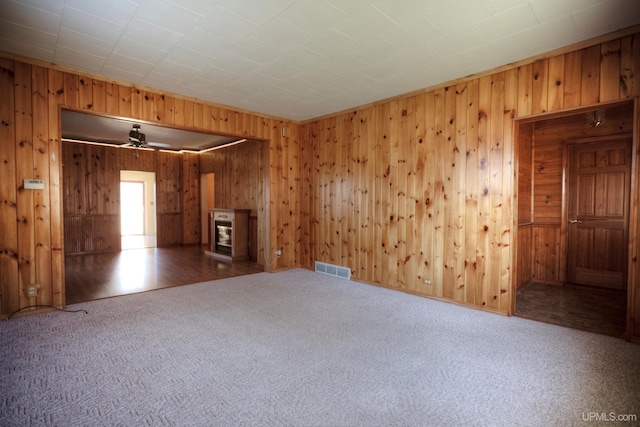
top-left (1, 269), bottom-right (639, 426)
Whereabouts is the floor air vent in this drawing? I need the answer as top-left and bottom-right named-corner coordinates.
top-left (315, 261), bottom-right (351, 280)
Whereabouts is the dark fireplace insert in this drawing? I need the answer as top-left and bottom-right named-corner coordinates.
top-left (214, 220), bottom-right (232, 255)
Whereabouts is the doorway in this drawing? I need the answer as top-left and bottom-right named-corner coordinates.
top-left (200, 172), bottom-right (215, 247)
top-left (514, 102), bottom-right (635, 338)
top-left (120, 171), bottom-right (157, 250)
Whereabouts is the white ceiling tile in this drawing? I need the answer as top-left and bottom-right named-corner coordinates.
top-left (473, 4), bottom-right (539, 42)
top-left (218, 0), bottom-right (290, 26)
top-left (426, 0), bottom-right (495, 34)
top-left (230, 37), bottom-right (283, 64)
top-left (142, 72), bottom-right (183, 90)
top-left (101, 63), bottom-right (147, 82)
top-left (162, 46), bottom-right (214, 71)
top-left (196, 6), bottom-right (259, 44)
top-left (251, 17), bottom-right (311, 52)
top-left (322, 0), bottom-right (372, 16)
top-left (255, 60), bottom-right (301, 80)
top-left (61, 6), bottom-right (126, 44)
top-left (524, 27), bottom-right (608, 57)
top-left (528, 0), bottom-right (604, 23)
top-left (278, 0), bottom-right (347, 35)
top-left (274, 76), bottom-right (320, 96)
top-left (332, 5), bottom-right (398, 44)
top-left (484, 0), bottom-right (529, 13)
top-left (301, 29), bottom-right (360, 58)
top-left (10, 0), bottom-right (65, 15)
top-left (251, 83), bottom-right (294, 99)
top-left (0, 20), bottom-right (57, 52)
top-left (167, 0), bottom-right (221, 17)
top-left (54, 45), bottom-right (107, 72)
top-left (347, 37), bottom-right (402, 64)
top-left (298, 68), bottom-right (374, 90)
top-left (316, 52), bottom-right (368, 76)
top-left (20, 0), bottom-right (67, 15)
top-left (134, 0), bottom-right (202, 35)
top-left (197, 64), bottom-right (242, 85)
top-left (0, 1), bottom-right (62, 34)
top-left (64, 0), bottom-right (139, 26)
top-left (427, 28), bottom-right (484, 58)
top-left (314, 67), bottom-right (370, 90)
top-left (372, 0), bottom-right (448, 25)
top-left (571, 0), bottom-right (640, 34)
top-left (122, 17), bottom-right (183, 48)
top-left (397, 51), bottom-right (471, 87)
top-left (512, 15), bottom-right (577, 50)
top-left (386, 44), bottom-right (441, 69)
top-left (380, 16), bottom-right (444, 50)
top-left (178, 28), bottom-right (236, 58)
top-left (182, 75), bottom-right (229, 93)
top-left (0, 37), bottom-right (53, 62)
top-left (113, 37), bottom-right (169, 65)
top-left (360, 60), bottom-right (402, 81)
top-left (465, 36), bottom-right (522, 68)
top-left (225, 80), bottom-right (266, 98)
top-left (277, 45), bottom-right (329, 70)
top-left (57, 28), bottom-right (114, 59)
top-left (207, 52), bottom-right (260, 75)
top-left (419, 52), bottom-right (476, 84)
top-left (143, 63), bottom-right (192, 85)
top-left (104, 52), bottom-right (156, 76)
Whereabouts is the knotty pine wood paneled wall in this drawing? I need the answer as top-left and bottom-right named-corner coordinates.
top-left (62, 141), bottom-right (120, 254)
top-left (0, 57), bottom-right (300, 316)
top-left (300, 31), bottom-right (640, 340)
top-left (62, 141), bottom-right (193, 253)
top-left (516, 122), bottom-right (533, 290)
top-left (200, 139), bottom-right (272, 266)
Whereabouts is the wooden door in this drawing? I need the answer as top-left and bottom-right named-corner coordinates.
top-left (567, 138), bottom-right (631, 290)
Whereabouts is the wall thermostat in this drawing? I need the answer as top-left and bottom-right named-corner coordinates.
top-left (24, 179), bottom-right (45, 190)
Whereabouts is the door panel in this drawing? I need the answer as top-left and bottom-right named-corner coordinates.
top-left (567, 138), bottom-right (631, 290)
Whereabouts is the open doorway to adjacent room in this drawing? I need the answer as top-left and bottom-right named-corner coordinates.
top-left (120, 170), bottom-right (157, 250)
top-left (200, 172), bottom-right (215, 249)
top-left (514, 101), bottom-right (635, 339)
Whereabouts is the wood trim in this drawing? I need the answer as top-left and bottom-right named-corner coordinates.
top-left (560, 142), bottom-right (568, 285)
top-left (629, 97), bottom-right (640, 341)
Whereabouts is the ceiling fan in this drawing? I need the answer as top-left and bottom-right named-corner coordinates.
top-left (124, 124), bottom-right (171, 149)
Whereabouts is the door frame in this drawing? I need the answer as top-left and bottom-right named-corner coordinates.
top-left (512, 98), bottom-right (639, 340)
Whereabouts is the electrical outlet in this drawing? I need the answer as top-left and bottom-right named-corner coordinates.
top-left (424, 279), bottom-right (432, 284)
top-left (27, 286), bottom-right (37, 297)
top-left (275, 249), bottom-right (282, 257)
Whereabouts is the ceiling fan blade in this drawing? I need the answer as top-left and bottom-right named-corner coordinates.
top-left (147, 141), bottom-right (172, 148)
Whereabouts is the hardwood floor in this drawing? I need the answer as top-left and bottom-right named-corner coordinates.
top-left (65, 246), bottom-right (263, 305)
top-left (515, 282), bottom-right (627, 338)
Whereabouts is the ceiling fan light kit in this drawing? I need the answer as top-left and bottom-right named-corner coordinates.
top-left (128, 124), bottom-right (146, 146)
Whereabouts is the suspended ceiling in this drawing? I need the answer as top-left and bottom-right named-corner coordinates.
top-left (1, 0), bottom-right (639, 122)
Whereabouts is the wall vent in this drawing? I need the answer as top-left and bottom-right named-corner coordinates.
top-left (315, 261), bottom-right (351, 280)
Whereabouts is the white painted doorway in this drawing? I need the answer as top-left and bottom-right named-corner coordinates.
top-left (200, 173), bottom-right (215, 247)
top-left (120, 170), bottom-right (157, 250)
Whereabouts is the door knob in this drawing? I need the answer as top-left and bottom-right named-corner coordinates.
top-left (569, 219), bottom-right (582, 224)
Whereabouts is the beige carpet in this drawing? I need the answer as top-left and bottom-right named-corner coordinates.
top-left (1, 269), bottom-right (639, 426)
